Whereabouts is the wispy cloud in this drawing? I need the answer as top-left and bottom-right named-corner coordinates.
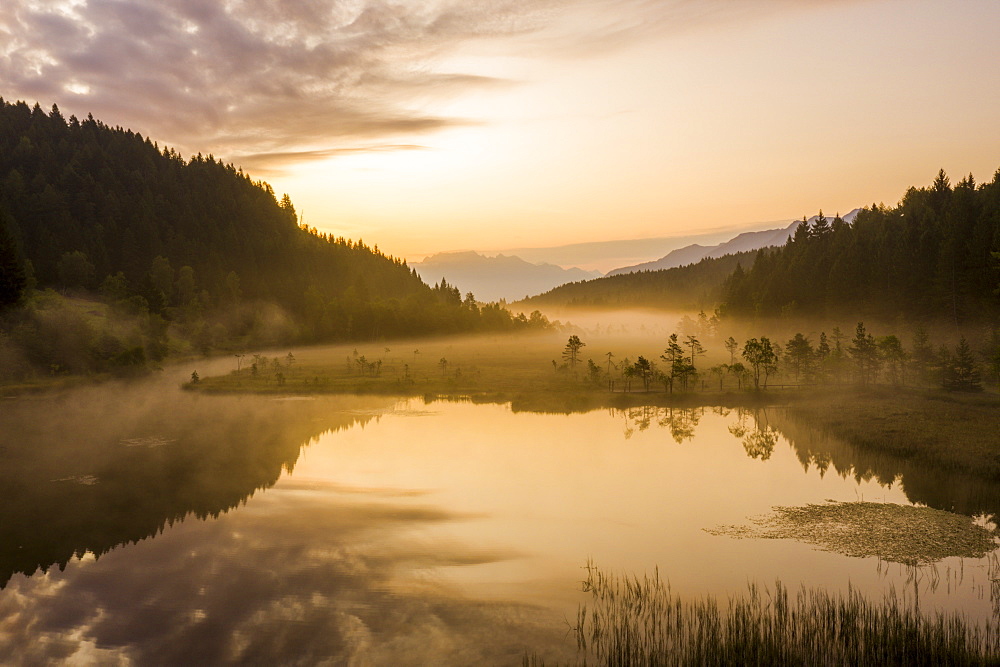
top-left (235, 144), bottom-right (430, 176)
top-left (0, 1), bottom-right (539, 163)
top-left (0, 1), bottom-right (858, 170)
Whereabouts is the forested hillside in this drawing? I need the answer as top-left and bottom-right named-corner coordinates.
top-left (520, 251), bottom-right (753, 310)
top-left (0, 99), bottom-right (546, 380)
top-left (722, 170), bottom-right (1000, 322)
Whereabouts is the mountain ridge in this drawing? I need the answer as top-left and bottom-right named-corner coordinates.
top-left (412, 251), bottom-right (602, 303)
top-left (607, 209), bottom-right (861, 276)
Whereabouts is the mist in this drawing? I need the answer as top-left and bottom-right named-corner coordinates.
top-left (2, 11), bottom-right (999, 660)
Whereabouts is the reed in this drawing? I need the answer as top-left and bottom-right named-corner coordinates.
top-left (568, 561), bottom-right (1000, 666)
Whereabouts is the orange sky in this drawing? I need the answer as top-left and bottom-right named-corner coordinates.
top-left (3, 1), bottom-right (1000, 264)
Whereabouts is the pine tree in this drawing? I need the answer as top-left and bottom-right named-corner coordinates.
top-left (812, 210), bottom-right (830, 237)
top-left (849, 322), bottom-right (880, 385)
top-left (0, 209), bottom-right (26, 308)
top-left (784, 333), bottom-right (814, 383)
top-left (562, 335), bottom-right (585, 369)
top-left (660, 333), bottom-right (687, 394)
top-left (943, 337), bottom-right (983, 392)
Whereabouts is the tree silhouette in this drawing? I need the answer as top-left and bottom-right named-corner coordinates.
top-left (877, 335), bottom-right (907, 386)
top-left (685, 335), bottom-right (705, 370)
top-left (632, 356), bottom-right (654, 392)
top-left (659, 333), bottom-right (686, 394)
top-left (724, 336), bottom-right (739, 365)
top-left (586, 359), bottom-right (602, 384)
top-left (742, 337), bottom-right (778, 390)
top-left (942, 338), bottom-right (983, 392)
top-left (0, 209), bottom-right (25, 308)
top-left (562, 335), bottom-right (585, 369)
top-left (849, 322), bottom-right (879, 385)
top-left (784, 333), bottom-right (814, 383)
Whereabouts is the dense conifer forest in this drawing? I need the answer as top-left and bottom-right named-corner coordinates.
top-left (521, 251), bottom-right (753, 310)
top-left (0, 99), bottom-right (546, 380)
top-left (522, 170), bottom-right (1000, 328)
top-left (721, 170), bottom-right (1000, 322)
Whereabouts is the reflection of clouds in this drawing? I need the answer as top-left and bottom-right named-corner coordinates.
top-left (0, 493), bottom-right (570, 665)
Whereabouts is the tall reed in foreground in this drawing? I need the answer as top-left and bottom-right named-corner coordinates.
top-left (571, 561), bottom-right (1000, 666)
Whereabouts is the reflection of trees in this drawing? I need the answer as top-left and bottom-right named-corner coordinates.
top-left (612, 402), bottom-right (1000, 522)
top-left (742, 427), bottom-right (779, 460)
top-left (659, 408), bottom-right (702, 444)
top-left (766, 409), bottom-right (1000, 522)
top-left (0, 385), bottom-right (390, 588)
top-left (618, 406), bottom-right (704, 443)
top-left (627, 406), bottom-right (653, 433)
top-left (728, 409), bottom-right (778, 460)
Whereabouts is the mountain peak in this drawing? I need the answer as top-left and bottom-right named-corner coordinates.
top-left (412, 251), bottom-right (602, 302)
top-left (608, 208), bottom-right (861, 275)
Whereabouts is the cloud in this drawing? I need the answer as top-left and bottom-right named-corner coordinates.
top-left (0, 1), bottom-right (862, 172)
top-left (234, 144), bottom-right (430, 175)
top-left (0, 1), bottom-right (539, 164)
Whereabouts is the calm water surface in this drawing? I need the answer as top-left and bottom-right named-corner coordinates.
top-left (1, 378), bottom-right (998, 664)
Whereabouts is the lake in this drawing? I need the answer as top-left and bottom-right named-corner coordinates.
top-left (1, 375), bottom-right (998, 664)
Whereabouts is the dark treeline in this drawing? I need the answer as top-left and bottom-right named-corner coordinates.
top-left (722, 170), bottom-right (1000, 322)
top-left (0, 99), bottom-right (547, 378)
top-left (521, 251), bottom-right (753, 310)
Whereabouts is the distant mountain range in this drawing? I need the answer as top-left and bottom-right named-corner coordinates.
top-left (412, 210), bottom-right (861, 303)
top-left (496, 227), bottom-right (764, 274)
top-left (412, 251), bottom-right (603, 303)
top-left (607, 209), bottom-right (861, 276)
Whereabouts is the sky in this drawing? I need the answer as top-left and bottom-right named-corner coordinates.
top-left (2, 0), bottom-right (1000, 268)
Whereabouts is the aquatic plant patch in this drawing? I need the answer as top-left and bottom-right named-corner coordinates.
top-left (706, 501), bottom-right (997, 565)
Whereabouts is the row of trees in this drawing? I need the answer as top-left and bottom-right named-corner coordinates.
top-left (722, 170), bottom-right (1000, 322)
top-left (560, 321), bottom-right (994, 394)
top-left (522, 169), bottom-right (1000, 333)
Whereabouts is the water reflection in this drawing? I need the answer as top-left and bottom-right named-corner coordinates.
top-left (613, 403), bottom-right (1000, 521)
top-left (0, 487), bottom-right (565, 665)
top-left (619, 405), bottom-right (703, 443)
top-left (771, 410), bottom-right (1000, 520)
top-left (0, 384), bottom-right (393, 588)
top-left (2, 387), bottom-right (1000, 663)
top-left (0, 385), bottom-right (579, 664)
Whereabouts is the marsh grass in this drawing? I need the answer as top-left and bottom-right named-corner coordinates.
top-left (567, 562), bottom-right (1000, 666)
